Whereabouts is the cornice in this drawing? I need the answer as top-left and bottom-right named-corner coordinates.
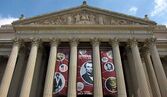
top-left (0, 29), bottom-right (15, 33)
top-left (153, 25), bottom-right (167, 32)
top-left (13, 25), bottom-right (153, 31)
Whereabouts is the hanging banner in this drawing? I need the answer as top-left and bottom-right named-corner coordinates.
top-left (53, 48), bottom-right (70, 96)
top-left (100, 49), bottom-right (117, 96)
top-left (77, 49), bottom-right (93, 95)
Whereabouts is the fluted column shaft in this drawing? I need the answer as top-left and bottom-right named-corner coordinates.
top-left (148, 38), bottom-right (167, 97)
top-left (0, 39), bottom-right (20, 97)
top-left (111, 39), bottom-right (127, 97)
top-left (19, 39), bottom-right (39, 97)
top-left (92, 39), bottom-right (103, 97)
top-left (126, 48), bottom-right (138, 97)
top-left (67, 39), bottom-right (78, 97)
top-left (43, 39), bottom-right (59, 97)
top-left (143, 49), bottom-right (161, 97)
top-left (129, 39), bottom-right (152, 97)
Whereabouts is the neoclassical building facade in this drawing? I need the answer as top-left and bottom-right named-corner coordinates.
top-left (0, 2), bottom-right (167, 97)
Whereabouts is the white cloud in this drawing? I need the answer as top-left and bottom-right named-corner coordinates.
top-left (0, 16), bottom-right (18, 27)
top-left (151, 0), bottom-right (167, 16)
top-left (128, 6), bottom-right (138, 15)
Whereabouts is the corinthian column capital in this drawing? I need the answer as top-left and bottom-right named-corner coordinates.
top-left (50, 38), bottom-right (59, 46)
top-left (148, 37), bottom-right (156, 43)
top-left (141, 44), bottom-right (150, 55)
top-left (70, 38), bottom-right (79, 46)
top-left (145, 37), bottom-right (156, 47)
top-left (31, 38), bottom-right (40, 46)
top-left (91, 38), bottom-right (100, 47)
top-left (128, 38), bottom-right (138, 47)
top-left (110, 38), bottom-right (119, 47)
top-left (13, 38), bottom-right (22, 46)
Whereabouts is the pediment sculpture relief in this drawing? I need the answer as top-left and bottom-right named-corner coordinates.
top-left (25, 11), bottom-right (144, 25)
top-left (74, 13), bottom-right (96, 24)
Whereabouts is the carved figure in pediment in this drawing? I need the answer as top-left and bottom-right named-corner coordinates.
top-left (110, 19), bottom-right (117, 25)
top-left (133, 22), bottom-right (140, 25)
top-left (30, 22), bottom-right (37, 25)
top-left (50, 19), bottom-right (57, 24)
top-left (75, 14), bottom-right (81, 23)
top-left (89, 14), bottom-right (95, 23)
top-left (55, 17), bottom-right (63, 24)
top-left (118, 20), bottom-right (127, 25)
top-left (67, 16), bottom-right (72, 24)
top-left (42, 20), bottom-right (50, 24)
top-left (81, 14), bottom-right (92, 24)
top-left (99, 16), bottom-right (104, 24)
top-left (85, 14), bottom-right (89, 20)
top-left (81, 14), bottom-right (88, 20)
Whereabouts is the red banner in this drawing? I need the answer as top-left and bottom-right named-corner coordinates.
top-left (77, 49), bottom-right (93, 95)
top-left (53, 48), bottom-right (70, 96)
top-left (100, 49), bottom-right (117, 96)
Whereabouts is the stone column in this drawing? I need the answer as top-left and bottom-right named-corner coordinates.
top-left (0, 38), bottom-right (20, 97)
top-left (126, 47), bottom-right (139, 97)
top-left (110, 39), bottom-right (127, 97)
top-left (30, 44), bottom-right (43, 97)
top-left (19, 39), bottom-right (39, 97)
top-left (142, 47), bottom-right (161, 97)
top-left (7, 45), bottom-right (27, 97)
top-left (67, 39), bottom-right (78, 97)
top-left (147, 38), bottom-right (167, 97)
top-left (92, 39), bottom-right (103, 97)
top-left (43, 39), bottom-right (59, 97)
top-left (129, 39), bottom-right (152, 97)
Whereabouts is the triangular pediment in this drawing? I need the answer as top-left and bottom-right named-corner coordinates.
top-left (13, 4), bottom-right (156, 25)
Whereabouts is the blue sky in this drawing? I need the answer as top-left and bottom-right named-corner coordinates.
top-left (0, 0), bottom-right (167, 26)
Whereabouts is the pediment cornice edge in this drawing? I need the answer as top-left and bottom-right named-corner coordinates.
top-left (12, 5), bottom-right (156, 25)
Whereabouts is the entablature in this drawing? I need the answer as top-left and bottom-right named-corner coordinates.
top-left (14, 24), bottom-right (153, 31)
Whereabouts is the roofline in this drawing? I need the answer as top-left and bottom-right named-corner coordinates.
top-left (12, 3), bottom-right (157, 25)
